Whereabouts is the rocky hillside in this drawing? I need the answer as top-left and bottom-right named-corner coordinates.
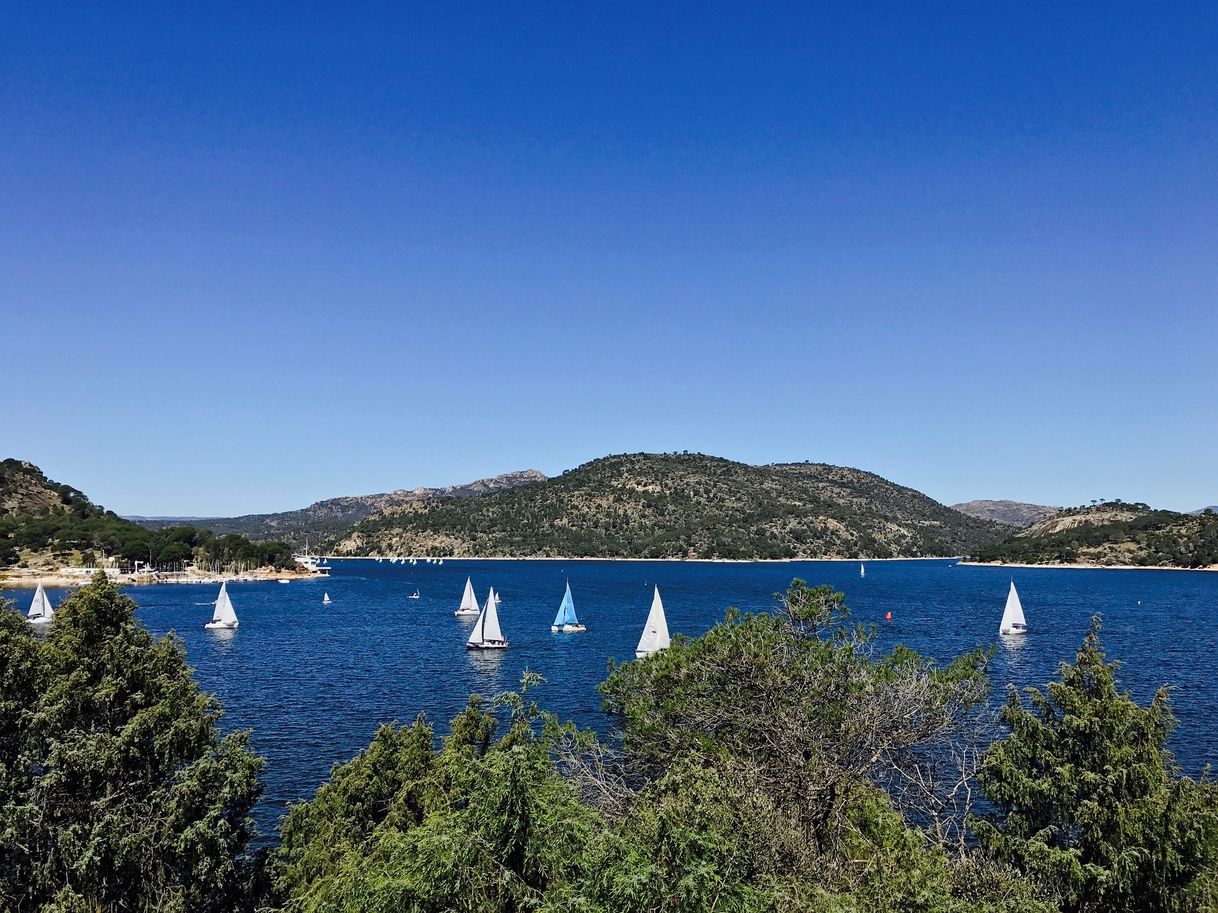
top-left (975, 501), bottom-right (1218, 568)
top-left (951, 499), bottom-right (1059, 528)
top-left (134, 470), bottom-right (546, 546)
top-left (1, 459), bottom-right (99, 519)
top-left (337, 453), bottom-right (1008, 559)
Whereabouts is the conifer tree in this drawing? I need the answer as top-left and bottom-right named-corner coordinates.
top-left (975, 617), bottom-right (1218, 913)
top-left (0, 573), bottom-right (264, 912)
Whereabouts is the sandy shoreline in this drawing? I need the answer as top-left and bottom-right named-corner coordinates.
top-left (323, 555), bottom-right (960, 564)
top-left (0, 568), bottom-right (323, 589)
top-left (958, 560), bottom-right (1217, 573)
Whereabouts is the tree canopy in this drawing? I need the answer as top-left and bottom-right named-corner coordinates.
top-left (0, 573), bottom-right (264, 912)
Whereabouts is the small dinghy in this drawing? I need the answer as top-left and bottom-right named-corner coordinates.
top-left (635, 586), bottom-right (671, 658)
top-left (408, 589), bottom-right (420, 600)
top-left (454, 577), bottom-right (480, 616)
top-left (322, 592), bottom-right (332, 605)
top-left (27, 582), bottom-right (54, 626)
top-left (551, 581), bottom-right (586, 633)
top-left (467, 588), bottom-right (508, 650)
top-left (999, 581), bottom-right (1028, 636)
top-left (205, 582), bottom-right (239, 630)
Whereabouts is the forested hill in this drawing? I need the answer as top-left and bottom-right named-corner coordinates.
top-left (975, 501), bottom-right (1218, 568)
top-left (132, 470), bottom-right (547, 547)
top-left (337, 453), bottom-right (1008, 559)
top-left (0, 459), bottom-right (292, 569)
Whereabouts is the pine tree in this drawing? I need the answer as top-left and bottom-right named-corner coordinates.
top-left (0, 573), bottom-right (264, 912)
top-left (975, 617), bottom-right (1218, 912)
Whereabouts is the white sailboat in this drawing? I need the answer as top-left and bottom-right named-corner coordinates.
top-left (999, 581), bottom-right (1028, 636)
top-left (27, 582), bottom-right (54, 626)
top-left (322, 592), bottom-right (332, 605)
top-left (860, 563), bottom-right (866, 578)
top-left (635, 586), bottom-right (671, 658)
top-left (408, 589), bottom-right (420, 600)
top-left (551, 581), bottom-right (586, 633)
top-left (467, 587), bottom-right (508, 650)
top-left (205, 582), bottom-right (239, 630)
top-left (454, 577), bottom-right (480, 616)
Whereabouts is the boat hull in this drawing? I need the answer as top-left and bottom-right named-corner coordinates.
top-left (552, 624), bottom-right (587, 633)
top-left (28, 617), bottom-right (52, 626)
top-left (205, 621), bottom-right (239, 630)
top-left (466, 641), bottom-right (508, 650)
top-left (454, 609), bottom-right (480, 617)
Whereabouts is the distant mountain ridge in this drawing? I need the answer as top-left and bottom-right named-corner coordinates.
top-left (951, 499), bottom-right (1060, 528)
top-left (338, 452), bottom-right (1008, 560)
top-left (133, 470), bottom-right (547, 545)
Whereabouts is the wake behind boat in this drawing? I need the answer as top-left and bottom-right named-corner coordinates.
top-left (467, 587), bottom-right (507, 650)
top-left (999, 581), bottom-right (1028, 636)
top-left (551, 581), bottom-right (586, 633)
top-left (205, 582), bottom-right (239, 630)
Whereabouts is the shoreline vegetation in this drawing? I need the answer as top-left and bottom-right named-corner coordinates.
top-left (4, 573), bottom-right (1215, 911)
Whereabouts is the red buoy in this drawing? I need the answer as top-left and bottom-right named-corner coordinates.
top-left (885, 611), bottom-right (892, 622)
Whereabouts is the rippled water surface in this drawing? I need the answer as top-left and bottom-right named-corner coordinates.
top-left (8, 558), bottom-right (1218, 841)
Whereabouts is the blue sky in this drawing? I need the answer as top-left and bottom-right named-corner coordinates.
top-left (3, 2), bottom-right (1216, 515)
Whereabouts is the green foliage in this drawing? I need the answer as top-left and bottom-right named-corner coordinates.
top-left (273, 686), bottom-right (600, 913)
top-left (273, 583), bottom-right (1053, 913)
top-left (0, 573), bottom-right (265, 912)
top-left (975, 617), bottom-right (1218, 912)
top-left (600, 581), bottom-right (990, 857)
top-left (0, 460), bottom-right (294, 569)
top-left (349, 453), bottom-right (1007, 560)
top-left (976, 502), bottom-right (1218, 568)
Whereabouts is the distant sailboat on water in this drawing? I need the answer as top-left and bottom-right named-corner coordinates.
top-left (205, 582), bottom-right (239, 630)
top-left (551, 581), bottom-right (586, 633)
top-left (860, 563), bottom-right (866, 578)
top-left (322, 592), bottom-right (332, 605)
top-left (454, 577), bottom-right (480, 616)
top-left (27, 582), bottom-right (54, 626)
top-left (999, 581), bottom-right (1028, 636)
top-left (467, 587), bottom-right (508, 650)
top-left (635, 586), bottom-right (671, 658)
top-left (408, 589), bottom-right (420, 600)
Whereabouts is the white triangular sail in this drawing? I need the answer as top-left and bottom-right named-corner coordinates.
top-left (482, 588), bottom-right (503, 642)
top-left (468, 587), bottom-right (505, 646)
top-left (456, 577), bottom-right (479, 615)
top-left (212, 582), bottom-right (238, 626)
top-left (636, 586), bottom-right (671, 657)
top-left (27, 582), bottom-right (53, 623)
top-left (999, 581), bottom-right (1027, 635)
top-left (860, 563), bottom-right (865, 577)
top-left (323, 592), bottom-right (331, 605)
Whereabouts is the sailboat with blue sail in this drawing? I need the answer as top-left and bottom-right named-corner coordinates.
top-left (550, 581), bottom-right (586, 633)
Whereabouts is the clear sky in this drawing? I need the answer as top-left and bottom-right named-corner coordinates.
top-left (3, 2), bottom-right (1216, 516)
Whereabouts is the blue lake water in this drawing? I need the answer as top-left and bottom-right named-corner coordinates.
top-left (7, 558), bottom-right (1218, 842)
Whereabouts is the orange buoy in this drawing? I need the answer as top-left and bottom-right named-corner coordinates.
top-left (885, 611), bottom-right (892, 622)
